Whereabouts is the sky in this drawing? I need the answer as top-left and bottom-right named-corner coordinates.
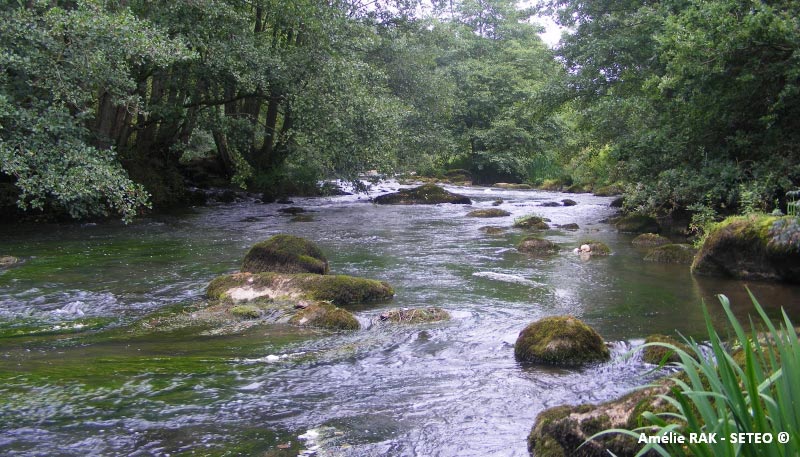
top-left (536, 14), bottom-right (564, 47)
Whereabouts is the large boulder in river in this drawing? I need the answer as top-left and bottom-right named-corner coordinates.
top-left (631, 233), bottom-right (670, 248)
top-left (289, 302), bottom-right (360, 330)
top-left (644, 244), bottom-right (695, 264)
top-left (514, 215), bottom-right (550, 230)
top-left (518, 236), bottom-right (559, 255)
top-left (241, 234), bottom-right (329, 275)
top-left (514, 316), bottom-right (610, 366)
top-left (691, 214), bottom-right (800, 282)
top-left (207, 272), bottom-right (394, 307)
top-left (373, 184), bottom-right (471, 205)
top-left (528, 382), bottom-right (671, 456)
top-left (615, 214), bottom-right (660, 233)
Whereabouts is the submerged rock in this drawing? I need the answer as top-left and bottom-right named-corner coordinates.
top-left (514, 316), bottom-right (610, 366)
top-left (230, 304), bottom-right (262, 319)
top-left (289, 302), bottom-right (360, 331)
top-left (558, 223), bottom-right (580, 230)
top-left (561, 199), bottom-right (577, 206)
top-left (480, 226), bottom-right (506, 235)
top-left (278, 207), bottom-right (306, 215)
top-left (518, 236), bottom-right (559, 255)
top-left (644, 244), bottom-right (695, 264)
top-left (492, 198), bottom-right (504, 206)
top-left (575, 240), bottom-right (611, 256)
top-left (379, 307), bottom-right (450, 324)
top-left (373, 184), bottom-right (471, 205)
top-left (467, 208), bottom-right (511, 218)
top-left (528, 382), bottom-right (671, 456)
top-left (631, 233), bottom-right (670, 248)
top-left (691, 214), bottom-right (800, 283)
top-left (241, 234), bottom-right (329, 275)
top-left (540, 201), bottom-right (561, 207)
top-left (615, 214), bottom-right (660, 233)
top-left (290, 215), bottom-right (315, 222)
top-left (514, 215), bottom-right (550, 230)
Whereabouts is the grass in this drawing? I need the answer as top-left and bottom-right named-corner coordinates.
top-left (590, 292), bottom-right (800, 456)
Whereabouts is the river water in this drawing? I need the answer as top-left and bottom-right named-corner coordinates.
top-left (1, 184), bottom-right (799, 456)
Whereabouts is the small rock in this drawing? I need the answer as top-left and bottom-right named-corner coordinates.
top-left (561, 199), bottom-right (577, 206)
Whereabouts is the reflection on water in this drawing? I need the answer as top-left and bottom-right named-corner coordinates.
top-left (1, 183), bottom-right (799, 455)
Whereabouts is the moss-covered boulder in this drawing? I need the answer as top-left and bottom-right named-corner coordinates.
top-left (494, 182), bottom-right (532, 189)
top-left (518, 236), bottom-right (560, 255)
top-left (610, 197), bottom-right (624, 208)
top-left (593, 184), bottom-right (624, 197)
top-left (480, 226), bottom-right (506, 235)
top-left (642, 334), bottom-right (691, 365)
top-left (558, 223), bottom-right (580, 230)
top-left (514, 316), bottom-right (610, 365)
top-left (467, 208), bottom-right (511, 218)
top-left (564, 183), bottom-right (592, 193)
top-left (577, 240), bottom-right (611, 256)
top-left (373, 184), bottom-right (471, 205)
top-left (230, 304), bottom-right (262, 319)
top-left (540, 201), bottom-right (561, 207)
top-left (528, 383), bottom-right (672, 456)
top-left (379, 307), bottom-right (450, 324)
top-left (631, 233), bottom-right (670, 248)
top-left (289, 302), bottom-right (360, 330)
top-left (241, 235), bottom-right (329, 275)
top-left (492, 198), bottom-right (504, 206)
top-left (644, 244), bottom-right (695, 264)
top-left (207, 272), bottom-right (394, 307)
top-left (514, 215), bottom-right (550, 230)
top-left (615, 214), bottom-right (660, 233)
top-left (561, 199), bottom-right (577, 206)
top-left (691, 214), bottom-right (800, 282)
top-left (0, 255), bottom-right (19, 267)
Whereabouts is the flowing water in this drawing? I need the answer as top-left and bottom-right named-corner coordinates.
top-left (1, 184), bottom-right (799, 456)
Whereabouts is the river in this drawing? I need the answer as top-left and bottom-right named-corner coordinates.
top-left (1, 183), bottom-right (799, 456)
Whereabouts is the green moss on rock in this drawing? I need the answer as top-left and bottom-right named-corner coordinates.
top-left (644, 244), bottom-right (695, 264)
top-left (380, 307), bottom-right (450, 324)
top-left (480, 226), bottom-right (506, 235)
top-left (631, 233), bottom-right (670, 248)
top-left (241, 235), bottom-right (329, 275)
top-left (289, 302), bottom-right (360, 330)
top-left (642, 334), bottom-right (691, 364)
top-left (294, 274), bottom-right (394, 306)
top-left (514, 316), bottom-right (609, 365)
top-left (691, 214), bottom-right (800, 282)
top-left (593, 184), bottom-right (623, 196)
top-left (230, 305), bottom-right (262, 319)
top-left (518, 236), bottom-right (560, 255)
top-left (615, 214), bottom-right (660, 233)
top-left (494, 182), bottom-right (532, 189)
top-left (579, 240), bottom-right (611, 256)
top-left (373, 184), bottom-right (471, 205)
top-left (514, 215), bottom-right (550, 230)
top-left (559, 223), bottom-right (580, 230)
top-left (467, 208), bottom-right (511, 218)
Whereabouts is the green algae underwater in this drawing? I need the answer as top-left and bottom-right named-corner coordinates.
top-left (2, 185), bottom-right (800, 455)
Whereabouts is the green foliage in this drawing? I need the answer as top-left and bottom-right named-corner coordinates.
top-left (592, 293), bottom-right (800, 456)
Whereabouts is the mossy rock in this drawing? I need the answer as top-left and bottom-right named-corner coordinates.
top-left (0, 255), bottom-right (19, 267)
top-left (514, 316), bottom-right (609, 366)
top-left (578, 240), bottom-right (611, 256)
top-left (559, 223), bottom-right (580, 230)
top-left (514, 215), bottom-right (550, 230)
top-left (494, 182), bottom-right (532, 189)
top-left (561, 199), bottom-right (577, 206)
top-left (538, 179), bottom-right (563, 191)
top-left (642, 334), bottom-right (691, 365)
top-left (241, 235), bottom-right (329, 275)
top-left (207, 272), bottom-right (394, 307)
top-left (492, 198), bottom-right (504, 206)
top-left (380, 307), bottom-right (450, 324)
top-left (540, 201), bottom-right (561, 207)
top-left (631, 233), bottom-right (670, 248)
top-left (610, 197), bottom-right (624, 208)
top-left (467, 208), bottom-right (511, 218)
top-left (593, 184), bottom-right (624, 197)
top-left (644, 244), bottom-right (695, 264)
top-left (564, 183), bottom-right (592, 193)
top-left (296, 274), bottom-right (394, 306)
top-left (518, 236), bottom-right (560, 255)
top-left (480, 226), bottom-right (506, 235)
top-left (691, 214), bottom-right (800, 282)
top-left (289, 302), bottom-right (360, 331)
top-left (528, 382), bottom-right (672, 456)
top-left (615, 214), bottom-right (660, 233)
top-left (373, 184), bottom-right (471, 205)
top-left (230, 305), bottom-right (262, 319)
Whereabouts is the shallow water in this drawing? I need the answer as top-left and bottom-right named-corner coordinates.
top-left (1, 184), bottom-right (799, 456)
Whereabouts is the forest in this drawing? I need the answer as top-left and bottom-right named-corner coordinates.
top-left (1, 0), bottom-right (799, 226)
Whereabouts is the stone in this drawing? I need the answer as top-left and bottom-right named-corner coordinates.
top-left (241, 235), bottom-right (329, 275)
top-left (518, 237), bottom-right (560, 255)
top-left (467, 208), bottom-right (511, 218)
top-left (514, 316), bottom-right (610, 365)
top-left (644, 244), bottom-right (695, 264)
top-left (615, 214), bottom-right (660, 233)
top-left (373, 184), bottom-right (472, 205)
